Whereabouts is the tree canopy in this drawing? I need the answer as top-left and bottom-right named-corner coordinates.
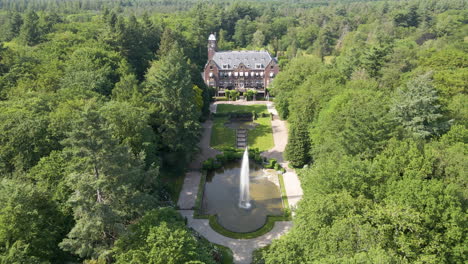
top-left (0, 0), bottom-right (466, 263)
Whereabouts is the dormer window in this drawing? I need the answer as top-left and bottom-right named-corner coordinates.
top-left (255, 63), bottom-right (262, 69)
top-left (222, 64), bottom-right (229, 69)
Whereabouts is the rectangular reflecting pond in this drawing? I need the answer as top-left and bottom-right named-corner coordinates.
top-left (201, 161), bottom-right (284, 233)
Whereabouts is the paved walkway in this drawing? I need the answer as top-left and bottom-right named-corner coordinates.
top-left (178, 121), bottom-right (221, 209)
top-left (262, 103), bottom-right (303, 209)
top-left (179, 210), bottom-right (293, 264)
top-left (178, 100), bottom-right (303, 263)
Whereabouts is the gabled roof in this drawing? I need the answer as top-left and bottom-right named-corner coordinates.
top-left (211, 51), bottom-right (275, 70)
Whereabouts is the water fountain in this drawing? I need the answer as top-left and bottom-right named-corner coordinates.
top-left (202, 148), bottom-right (283, 232)
top-left (239, 147), bottom-right (251, 209)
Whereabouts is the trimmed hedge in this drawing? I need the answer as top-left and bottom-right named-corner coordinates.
top-left (214, 96), bottom-right (228, 101)
top-left (206, 214), bottom-right (290, 239)
top-left (202, 147), bottom-right (262, 170)
top-left (212, 112), bottom-right (253, 119)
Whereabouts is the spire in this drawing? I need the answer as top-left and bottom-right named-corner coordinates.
top-left (208, 33), bottom-right (216, 41)
top-left (208, 33), bottom-right (217, 60)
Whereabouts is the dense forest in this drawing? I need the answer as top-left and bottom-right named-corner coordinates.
top-left (0, 0), bottom-right (466, 263)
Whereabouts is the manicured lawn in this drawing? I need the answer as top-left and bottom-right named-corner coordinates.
top-left (211, 104), bottom-right (274, 152)
top-left (248, 115), bottom-right (274, 152)
top-left (211, 116), bottom-right (236, 149)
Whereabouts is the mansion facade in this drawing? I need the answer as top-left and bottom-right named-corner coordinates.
top-left (203, 34), bottom-right (279, 97)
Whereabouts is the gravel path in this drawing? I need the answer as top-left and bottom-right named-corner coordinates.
top-left (178, 101), bottom-right (303, 263)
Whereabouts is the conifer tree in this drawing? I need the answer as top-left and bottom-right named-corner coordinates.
top-left (19, 10), bottom-right (40, 46)
top-left (285, 121), bottom-right (311, 167)
top-left (59, 103), bottom-right (156, 260)
top-left (144, 44), bottom-right (201, 157)
top-left (391, 72), bottom-right (448, 139)
top-left (3, 12), bottom-right (23, 41)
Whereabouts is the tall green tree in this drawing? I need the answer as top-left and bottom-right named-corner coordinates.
top-left (113, 208), bottom-right (215, 264)
top-left (361, 44), bottom-right (392, 78)
top-left (391, 72), bottom-right (448, 139)
top-left (19, 10), bottom-right (41, 46)
top-left (0, 179), bottom-right (66, 263)
top-left (144, 44), bottom-right (201, 159)
top-left (100, 101), bottom-right (159, 168)
top-left (0, 96), bottom-right (56, 173)
top-left (59, 103), bottom-right (157, 260)
top-left (61, 47), bottom-right (121, 96)
top-left (3, 12), bottom-right (23, 41)
top-left (285, 121), bottom-right (311, 168)
top-left (311, 89), bottom-right (395, 159)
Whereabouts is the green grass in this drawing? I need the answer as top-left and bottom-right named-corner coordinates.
top-left (205, 214), bottom-right (289, 239)
top-left (249, 116), bottom-right (274, 152)
top-left (278, 173), bottom-right (290, 212)
top-left (211, 116), bottom-right (236, 149)
top-left (211, 104), bottom-right (274, 152)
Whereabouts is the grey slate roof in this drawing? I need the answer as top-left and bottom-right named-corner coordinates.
top-left (212, 51), bottom-right (274, 70)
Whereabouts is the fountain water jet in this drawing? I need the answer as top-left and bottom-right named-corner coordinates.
top-left (239, 147), bottom-right (251, 209)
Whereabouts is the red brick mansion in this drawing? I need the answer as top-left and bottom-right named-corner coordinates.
top-left (203, 34), bottom-right (279, 98)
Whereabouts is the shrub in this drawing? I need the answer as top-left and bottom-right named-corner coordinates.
top-left (202, 158), bottom-right (215, 170)
top-left (215, 154), bottom-right (227, 163)
top-left (214, 96), bottom-right (227, 101)
top-left (253, 154), bottom-right (262, 163)
top-left (224, 150), bottom-right (242, 161)
top-left (266, 159), bottom-right (277, 169)
top-left (274, 163), bottom-right (281, 171)
top-left (252, 110), bottom-right (258, 120)
top-left (202, 148), bottom-right (264, 172)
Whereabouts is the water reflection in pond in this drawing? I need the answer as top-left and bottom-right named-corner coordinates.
top-left (202, 161), bottom-right (283, 232)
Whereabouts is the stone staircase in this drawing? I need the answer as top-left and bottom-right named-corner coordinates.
top-left (236, 129), bottom-right (247, 149)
